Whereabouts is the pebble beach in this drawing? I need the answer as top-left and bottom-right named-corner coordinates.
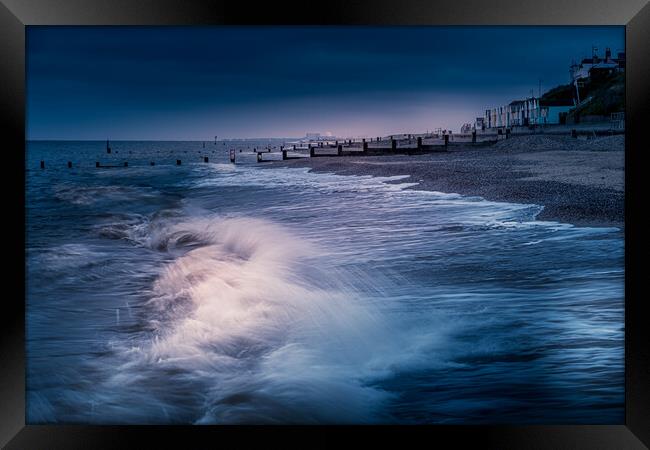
top-left (270, 134), bottom-right (625, 228)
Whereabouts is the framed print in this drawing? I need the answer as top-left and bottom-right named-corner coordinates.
top-left (1, 0), bottom-right (648, 448)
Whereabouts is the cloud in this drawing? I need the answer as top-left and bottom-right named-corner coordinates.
top-left (27, 26), bottom-right (624, 139)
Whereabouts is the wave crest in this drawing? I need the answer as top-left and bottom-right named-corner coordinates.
top-left (106, 216), bottom-right (408, 423)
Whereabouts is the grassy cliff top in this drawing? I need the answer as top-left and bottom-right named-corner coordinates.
top-left (540, 72), bottom-right (624, 117)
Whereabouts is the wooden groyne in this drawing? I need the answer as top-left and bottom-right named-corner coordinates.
top-left (249, 133), bottom-right (495, 163)
top-left (35, 124), bottom-right (624, 170)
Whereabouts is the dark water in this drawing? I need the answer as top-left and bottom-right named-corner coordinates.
top-left (26, 140), bottom-right (624, 424)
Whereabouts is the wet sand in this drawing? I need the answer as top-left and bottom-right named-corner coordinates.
top-left (268, 135), bottom-right (625, 228)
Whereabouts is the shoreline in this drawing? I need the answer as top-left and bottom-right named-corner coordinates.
top-left (267, 135), bottom-right (624, 229)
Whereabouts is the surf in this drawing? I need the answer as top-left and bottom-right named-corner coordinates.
top-left (95, 214), bottom-right (447, 423)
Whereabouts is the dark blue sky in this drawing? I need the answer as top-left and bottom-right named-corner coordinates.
top-left (27, 26), bottom-right (624, 140)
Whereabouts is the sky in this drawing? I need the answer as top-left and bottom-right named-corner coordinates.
top-left (26, 26), bottom-right (624, 140)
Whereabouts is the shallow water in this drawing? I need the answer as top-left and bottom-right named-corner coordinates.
top-left (26, 140), bottom-right (624, 424)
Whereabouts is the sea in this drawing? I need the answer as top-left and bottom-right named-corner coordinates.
top-left (25, 140), bottom-right (625, 424)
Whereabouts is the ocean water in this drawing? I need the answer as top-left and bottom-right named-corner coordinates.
top-left (26, 140), bottom-right (624, 424)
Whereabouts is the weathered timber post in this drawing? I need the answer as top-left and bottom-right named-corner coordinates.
top-left (417, 136), bottom-right (422, 150)
top-left (337, 144), bottom-right (342, 156)
top-left (176, 159), bottom-right (181, 165)
top-left (40, 160), bottom-right (45, 169)
top-left (472, 130), bottom-right (477, 143)
top-left (204, 156), bottom-right (209, 163)
top-left (444, 134), bottom-right (449, 148)
top-left (391, 138), bottom-right (397, 151)
top-left (282, 149), bottom-right (288, 160)
top-left (67, 161), bottom-right (72, 168)
top-left (310, 146), bottom-right (315, 157)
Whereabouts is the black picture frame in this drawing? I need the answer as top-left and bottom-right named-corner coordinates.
top-left (1, 0), bottom-right (648, 448)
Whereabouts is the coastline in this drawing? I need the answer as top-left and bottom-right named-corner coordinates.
top-left (267, 135), bottom-right (624, 229)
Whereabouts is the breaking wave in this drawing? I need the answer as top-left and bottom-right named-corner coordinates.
top-left (102, 215), bottom-right (448, 424)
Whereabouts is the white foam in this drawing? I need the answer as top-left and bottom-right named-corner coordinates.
top-left (108, 215), bottom-right (451, 423)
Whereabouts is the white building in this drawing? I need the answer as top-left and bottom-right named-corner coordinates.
top-left (484, 97), bottom-right (542, 129)
top-left (569, 47), bottom-right (624, 103)
top-left (569, 48), bottom-right (624, 82)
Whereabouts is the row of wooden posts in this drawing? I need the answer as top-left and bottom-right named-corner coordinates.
top-left (40, 128), bottom-right (593, 169)
top-left (39, 132), bottom-right (479, 168)
top-left (39, 157), bottom-right (212, 169)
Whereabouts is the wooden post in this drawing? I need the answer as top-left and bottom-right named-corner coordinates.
top-left (67, 161), bottom-right (72, 168)
top-left (391, 139), bottom-right (396, 150)
top-left (96, 162), bottom-right (100, 168)
top-left (472, 130), bottom-right (477, 143)
top-left (124, 162), bottom-right (128, 167)
top-left (337, 144), bottom-right (342, 156)
top-left (106, 139), bottom-right (111, 154)
top-left (444, 134), bottom-right (449, 148)
top-left (417, 136), bottom-right (422, 150)
top-left (176, 159), bottom-right (181, 165)
top-left (363, 140), bottom-right (368, 154)
top-left (203, 156), bottom-right (209, 163)
top-left (282, 149), bottom-right (288, 160)
top-left (310, 147), bottom-right (315, 157)
top-left (40, 161), bottom-right (45, 169)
